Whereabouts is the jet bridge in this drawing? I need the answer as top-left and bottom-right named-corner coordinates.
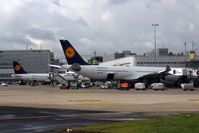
top-left (168, 68), bottom-right (190, 76)
top-left (163, 67), bottom-right (198, 88)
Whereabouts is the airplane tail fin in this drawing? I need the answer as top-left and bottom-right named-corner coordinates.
top-left (60, 40), bottom-right (90, 65)
top-left (13, 61), bottom-right (27, 74)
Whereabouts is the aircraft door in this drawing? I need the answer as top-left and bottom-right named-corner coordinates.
top-left (49, 72), bottom-right (54, 80)
top-left (106, 73), bottom-right (115, 80)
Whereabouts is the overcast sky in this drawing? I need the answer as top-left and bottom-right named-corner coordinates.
top-left (0, 0), bottom-right (199, 59)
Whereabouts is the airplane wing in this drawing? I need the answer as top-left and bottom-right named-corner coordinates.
top-left (137, 65), bottom-right (171, 81)
top-left (49, 64), bottom-right (62, 69)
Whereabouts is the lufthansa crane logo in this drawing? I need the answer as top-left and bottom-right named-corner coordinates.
top-left (15, 65), bottom-right (21, 71)
top-left (65, 47), bottom-right (75, 58)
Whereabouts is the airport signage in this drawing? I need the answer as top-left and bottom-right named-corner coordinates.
top-left (189, 51), bottom-right (196, 60)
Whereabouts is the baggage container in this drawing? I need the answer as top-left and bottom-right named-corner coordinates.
top-left (135, 83), bottom-right (146, 90)
top-left (151, 83), bottom-right (165, 90)
top-left (181, 83), bottom-right (195, 91)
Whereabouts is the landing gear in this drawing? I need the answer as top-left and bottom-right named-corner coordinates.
top-left (143, 78), bottom-right (149, 88)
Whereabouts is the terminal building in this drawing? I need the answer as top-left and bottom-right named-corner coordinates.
top-left (102, 55), bottom-right (187, 67)
top-left (102, 48), bottom-right (199, 68)
top-left (88, 56), bottom-right (103, 65)
top-left (0, 50), bottom-right (55, 81)
top-left (103, 50), bottom-right (136, 62)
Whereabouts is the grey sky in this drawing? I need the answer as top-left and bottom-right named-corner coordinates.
top-left (0, 0), bottom-right (199, 59)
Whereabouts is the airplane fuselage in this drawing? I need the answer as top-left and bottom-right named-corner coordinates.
top-left (62, 65), bottom-right (166, 80)
top-left (11, 73), bottom-right (50, 82)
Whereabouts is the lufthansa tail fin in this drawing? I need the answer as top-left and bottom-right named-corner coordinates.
top-left (60, 40), bottom-right (90, 65)
top-left (13, 61), bottom-right (27, 74)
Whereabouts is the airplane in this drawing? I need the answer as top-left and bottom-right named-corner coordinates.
top-left (11, 61), bottom-right (52, 83)
top-left (59, 40), bottom-right (190, 87)
top-left (11, 61), bottom-right (89, 86)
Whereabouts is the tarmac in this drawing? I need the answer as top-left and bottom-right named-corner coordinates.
top-left (0, 85), bottom-right (199, 133)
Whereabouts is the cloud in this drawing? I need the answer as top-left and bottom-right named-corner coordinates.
top-left (109, 0), bottom-right (130, 5)
top-left (0, 0), bottom-right (199, 58)
top-left (52, 0), bottom-right (61, 7)
top-left (26, 25), bottom-right (56, 41)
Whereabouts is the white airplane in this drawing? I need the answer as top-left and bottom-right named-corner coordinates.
top-left (11, 61), bottom-right (89, 84)
top-left (58, 40), bottom-right (186, 87)
top-left (11, 61), bottom-right (51, 82)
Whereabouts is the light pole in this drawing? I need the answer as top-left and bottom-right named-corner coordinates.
top-left (192, 41), bottom-right (195, 51)
top-left (184, 42), bottom-right (187, 67)
top-left (152, 24), bottom-right (159, 66)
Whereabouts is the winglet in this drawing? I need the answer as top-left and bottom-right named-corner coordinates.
top-left (13, 61), bottom-right (27, 74)
top-left (60, 40), bottom-right (90, 65)
top-left (165, 65), bottom-right (171, 73)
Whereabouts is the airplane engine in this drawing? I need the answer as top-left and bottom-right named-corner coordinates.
top-left (160, 75), bottom-right (189, 87)
top-left (71, 64), bottom-right (81, 71)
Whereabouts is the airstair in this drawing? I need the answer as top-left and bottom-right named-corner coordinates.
top-left (54, 74), bottom-right (69, 84)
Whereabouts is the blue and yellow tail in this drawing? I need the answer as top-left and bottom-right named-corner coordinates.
top-left (60, 40), bottom-right (90, 65)
top-left (13, 61), bottom-right (27, 74)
